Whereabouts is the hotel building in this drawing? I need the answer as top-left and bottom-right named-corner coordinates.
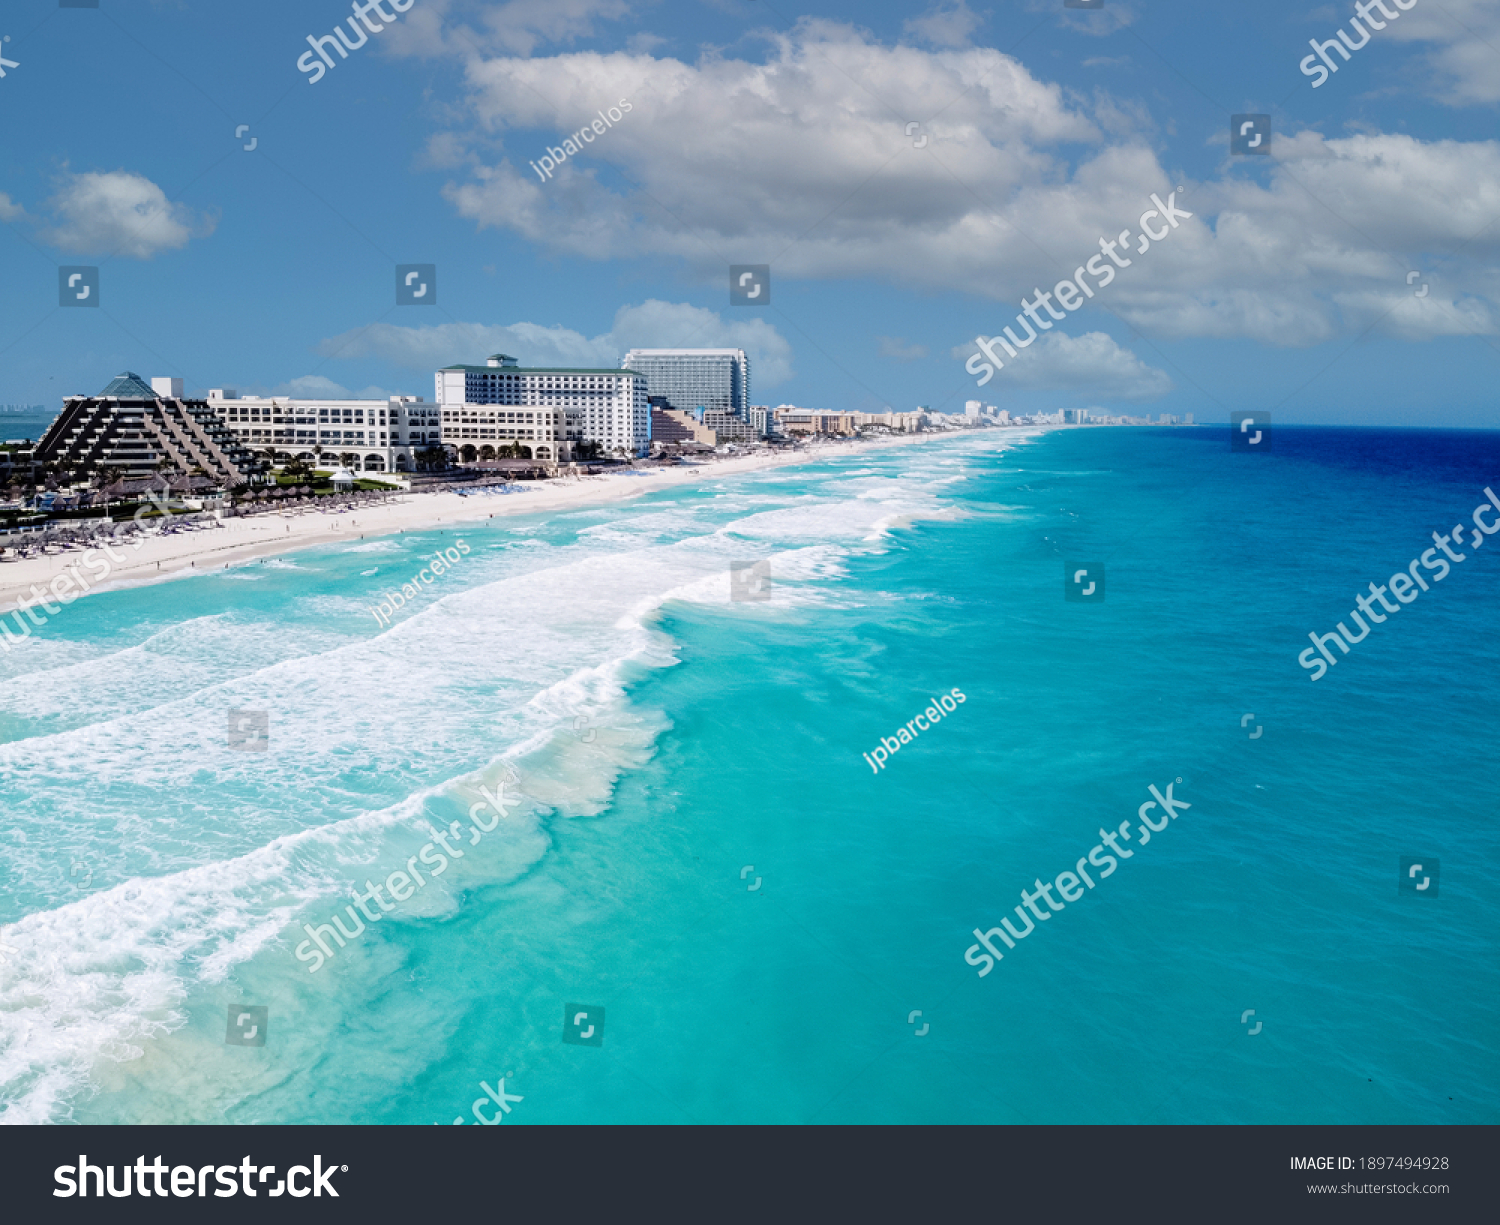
top-left (698, 408), bottom-right (758, 444)
top-left (34, 373), bottom-right (265, 485)
top-left (774, 408), bottom-right (860, 437)
top-left (649, 398), bottom-right (717, 448)
top-left (772, 406), bottom-right (926, 436)
top-left (620, 348), bottom-right (754, 424)
top-left (434, 354), bottom-right (650, 459)
top-left (206, 389), bottom-right (440, 473)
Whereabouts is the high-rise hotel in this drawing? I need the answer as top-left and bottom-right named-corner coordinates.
top-left (434, 354), bottom-right (650, 459)
top-left (620, 349), bottom-right (750, 415)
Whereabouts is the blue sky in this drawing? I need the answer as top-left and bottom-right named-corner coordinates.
top-left (1, 0), bottom-right (1498, 426)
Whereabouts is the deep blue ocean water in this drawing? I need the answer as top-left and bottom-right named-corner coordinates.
top-left (0, 425), bottom-right (1495, 1123)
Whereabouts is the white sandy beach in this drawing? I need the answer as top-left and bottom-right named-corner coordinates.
top-left (0, 430), bottom-right (997, 612)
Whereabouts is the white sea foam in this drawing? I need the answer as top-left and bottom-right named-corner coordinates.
top-left (0, 437), bottom-right (987, 1122)
top-left (343, 540), bottom-right (407, 555)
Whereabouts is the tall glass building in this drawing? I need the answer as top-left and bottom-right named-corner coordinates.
top-left (620, 349), bottom-right (750, 415)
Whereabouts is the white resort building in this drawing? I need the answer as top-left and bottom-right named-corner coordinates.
top-left (434, 354), bottom-right (651, 460)
top-left (206, 389), bottom-right (440, 473)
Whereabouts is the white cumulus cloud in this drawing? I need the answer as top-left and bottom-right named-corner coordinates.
top-left (1338, 0), bottom-right (1500, 106)
top-left (317, 299), bottom-right (796, 387)
top-left (406, 18), bottom-right (1500, 352)
top-left (41, 170), bottom-right (212, 259)
top-left (903, 1), bottom-right (985, 47)
top-left (377, 0), bottom-right (633, 60)
top-left (437, 21), bottom-right (1099, 275)
top-left (957, 330), bottom-right (1174, 400)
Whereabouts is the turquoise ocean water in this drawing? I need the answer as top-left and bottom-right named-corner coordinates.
top-left (0, 425), bottom-right (1495, 1124)
top-left (0, 408), bottom-right (55, 447)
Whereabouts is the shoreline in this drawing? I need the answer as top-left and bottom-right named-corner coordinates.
top-left (0, 429), bottom-right (1043, 612)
